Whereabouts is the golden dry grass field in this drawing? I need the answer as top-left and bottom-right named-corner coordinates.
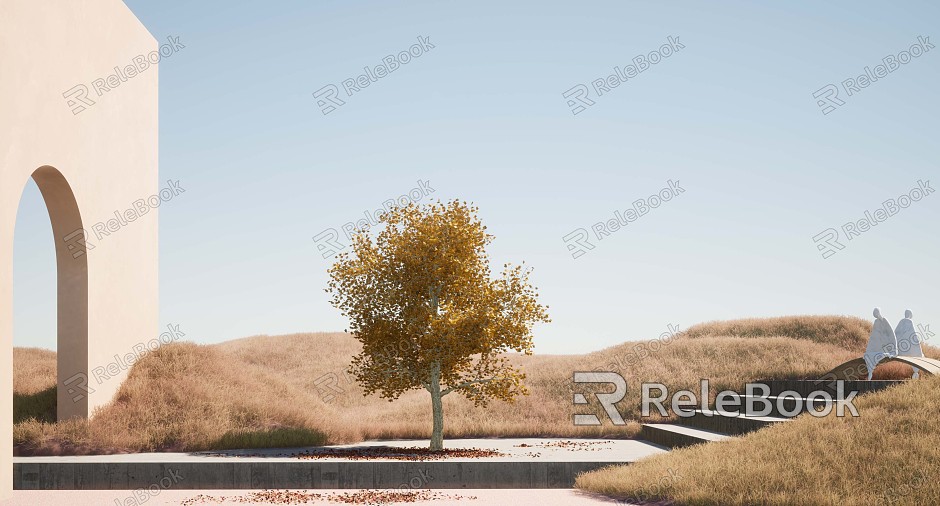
top-left (575, 374), bottom-right (940, 505)
top-left (12, 315), bottom-right (939, 457)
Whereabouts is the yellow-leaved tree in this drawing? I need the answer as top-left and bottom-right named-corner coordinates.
top-left (327, 200), bottom-right (550, 451)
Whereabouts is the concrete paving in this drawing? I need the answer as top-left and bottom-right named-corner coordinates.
top-left (14, 438), bottom-right (665, 464)
top-left (13, 488), bottom-right (640, 505)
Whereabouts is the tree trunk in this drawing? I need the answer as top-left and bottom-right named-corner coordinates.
top-left (429, 361), bottom-right (445, 451)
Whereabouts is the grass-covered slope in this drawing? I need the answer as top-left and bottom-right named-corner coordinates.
top-left (576, 375), bottom-right (940, 506)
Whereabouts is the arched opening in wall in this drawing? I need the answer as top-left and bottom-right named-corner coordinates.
top-left (12, 166), bottom-right (89, 424)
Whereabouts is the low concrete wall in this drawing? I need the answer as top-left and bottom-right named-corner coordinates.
top-left (14, 461), bottom-right (623, 490)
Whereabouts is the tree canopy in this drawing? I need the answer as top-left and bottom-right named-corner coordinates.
top-left (326, 200), bottom-right (550, 449)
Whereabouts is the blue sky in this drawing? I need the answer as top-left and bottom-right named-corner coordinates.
top-left (13, 0), bottom-right (939, 353)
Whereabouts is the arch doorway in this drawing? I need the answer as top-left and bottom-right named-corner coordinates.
top-left (14, 166), bottom-right (90, 421)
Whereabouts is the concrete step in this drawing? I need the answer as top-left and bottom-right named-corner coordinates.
top-left (749, 379), bottom-right (904, 397)
top-left (677, 409), bottom-right (790, 436)
top-left (638, 379), bottom-right (898, 452)
top-left (724, 394), bottom-right (868, 418)
top-left (640, 423), bottom-right (730, 450)
top-left (728, 394), bottom-right (858, 418)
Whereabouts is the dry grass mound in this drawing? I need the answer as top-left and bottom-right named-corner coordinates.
top-left (13, 347), bottom-right (56, 394)
top-left (576, 375), bottom-right (940, 506)
top-left (679, 315), bottom-right (873, 352)
top-left (13, 348), bottom-right (57, 424)
top-left (13, 315), bottom-right (935, 455)
top-left (15, 342), bottom-right (331, 455)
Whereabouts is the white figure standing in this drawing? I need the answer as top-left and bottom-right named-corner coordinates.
top-left (895, 309), bottom-right (925, 379)
top-left (864, 307), bottom-right (898, 380)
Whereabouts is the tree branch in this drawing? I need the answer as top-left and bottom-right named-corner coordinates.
top-left (441, 377), bottom-right (496, 396)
